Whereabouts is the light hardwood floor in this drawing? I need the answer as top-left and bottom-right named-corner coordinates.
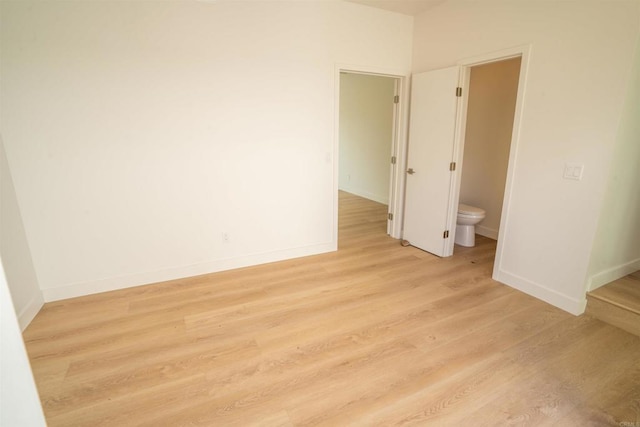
top-left (24, 192), bottom-right (640, 426)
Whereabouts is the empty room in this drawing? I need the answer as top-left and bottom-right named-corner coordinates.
top-left (2, 0), bottom-right (640, 425)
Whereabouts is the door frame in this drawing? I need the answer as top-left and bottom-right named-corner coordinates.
top-left (453, 45), bottom-right (532, 274)
top-left (334, 64), bottom-right (410, 242)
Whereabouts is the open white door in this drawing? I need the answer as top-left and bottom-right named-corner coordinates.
top-left (403, 66), bottom-right (461, 257)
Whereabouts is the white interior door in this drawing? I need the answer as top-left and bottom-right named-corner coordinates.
top-left (403, 66), bottom-right (461, 257)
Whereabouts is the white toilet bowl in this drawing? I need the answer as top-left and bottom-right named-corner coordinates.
top-left (455, 204), bottom-right (486, 247)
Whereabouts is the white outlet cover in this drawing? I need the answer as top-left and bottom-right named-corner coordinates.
top-left (563, 163), bottom-right (584, 181)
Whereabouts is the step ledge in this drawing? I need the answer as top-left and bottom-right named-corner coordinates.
top-left (586, 293), bottom-right (640, 316)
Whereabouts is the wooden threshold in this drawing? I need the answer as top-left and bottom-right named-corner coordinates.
top-left (587, 272), bottom-right (640, 337)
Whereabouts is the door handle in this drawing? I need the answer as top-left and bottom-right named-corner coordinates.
top-left (407, 168), bottom-right (415, 175)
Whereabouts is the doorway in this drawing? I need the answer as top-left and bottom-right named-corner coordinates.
top-left (336, 70), bottom-right (404, 242)
top-left (401, 45), bottom-right (529, 270)
top-left (457, 57), bottom-right (521, 245)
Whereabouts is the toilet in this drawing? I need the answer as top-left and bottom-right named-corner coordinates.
top-left (455, 204), bottom-right (486, 247)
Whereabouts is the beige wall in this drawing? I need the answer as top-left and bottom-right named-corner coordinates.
top-left (0, 136), bottom-right (43, 329)
top-left (587, 34), bottom-right (640, 290)
top-left (0, 1), bottom-right (412, 301)
top-left (413, 0), bottom-right (640, 314)
top-left (459, 57), bottom-right (521, 239)
top-left (339, 73), bottom-right (395, 205)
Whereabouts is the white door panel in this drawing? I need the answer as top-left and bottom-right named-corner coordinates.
top-left (403, 66), bottom-right (460, 257)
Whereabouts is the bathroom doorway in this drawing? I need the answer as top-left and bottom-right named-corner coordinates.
top-left (401, 46), bottom-right (528, 260)
top-left (456, 56), bottom-right (522, 245)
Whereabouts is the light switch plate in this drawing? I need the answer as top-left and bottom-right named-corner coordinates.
top-left (563, 163), bottom-right (584, 180)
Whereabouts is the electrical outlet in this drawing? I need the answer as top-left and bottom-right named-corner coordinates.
top-left (222, 232), bottom-right (230, 242)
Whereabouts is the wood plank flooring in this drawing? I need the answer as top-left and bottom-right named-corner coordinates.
top-left (24, 191), bottom-right (640, 426)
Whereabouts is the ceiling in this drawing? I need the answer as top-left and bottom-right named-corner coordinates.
top-left (344, 0), bottom-right (446, 16)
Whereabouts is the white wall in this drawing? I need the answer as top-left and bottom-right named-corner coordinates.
top-left (0, 1), bottom-right (413, 301)
top-left (413, 1), bottom-right (640, 314)
top-left (0, 135), bottom-right (43, 329)
top-left (459, 57), bottom-right (520, 240)
top-left (339, 72), bottom-right (395, 204)
top-left (0, 260), bottom-right (47, 427)
top-left (587, 34), bottom-right (640, 290)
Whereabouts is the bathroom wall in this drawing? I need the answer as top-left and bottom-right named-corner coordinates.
top-left (459, 57), bottom-right (521, 239)
top-left (339, 72), bottom-right (395, 205)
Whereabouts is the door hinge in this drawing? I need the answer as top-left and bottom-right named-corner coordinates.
top-left (391, 156), bottom-right (397, 165)
top-left (443, 230), bottom-right (449, 238)
top-left (456, 87), bottom-right (462, 97)
top-left (394, 95), bottom-right (399, 104)
top-left (388, 213), bottom-right (394, 221)
top-left (450, 162), bottom-right (456, 171)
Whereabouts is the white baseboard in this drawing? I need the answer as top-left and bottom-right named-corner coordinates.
top-left (42, 242), bottom-right (336, 302)
top-left (476, 225), bottom-right (498, 240)
top-left (338, 186), bottom-right (388, 205)
top-left (493, 269), bottom-right (586, 315)
top-left (17, 292), bottom-right (44, 331)
top-left (587, 258), bottom-right (640, 291)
